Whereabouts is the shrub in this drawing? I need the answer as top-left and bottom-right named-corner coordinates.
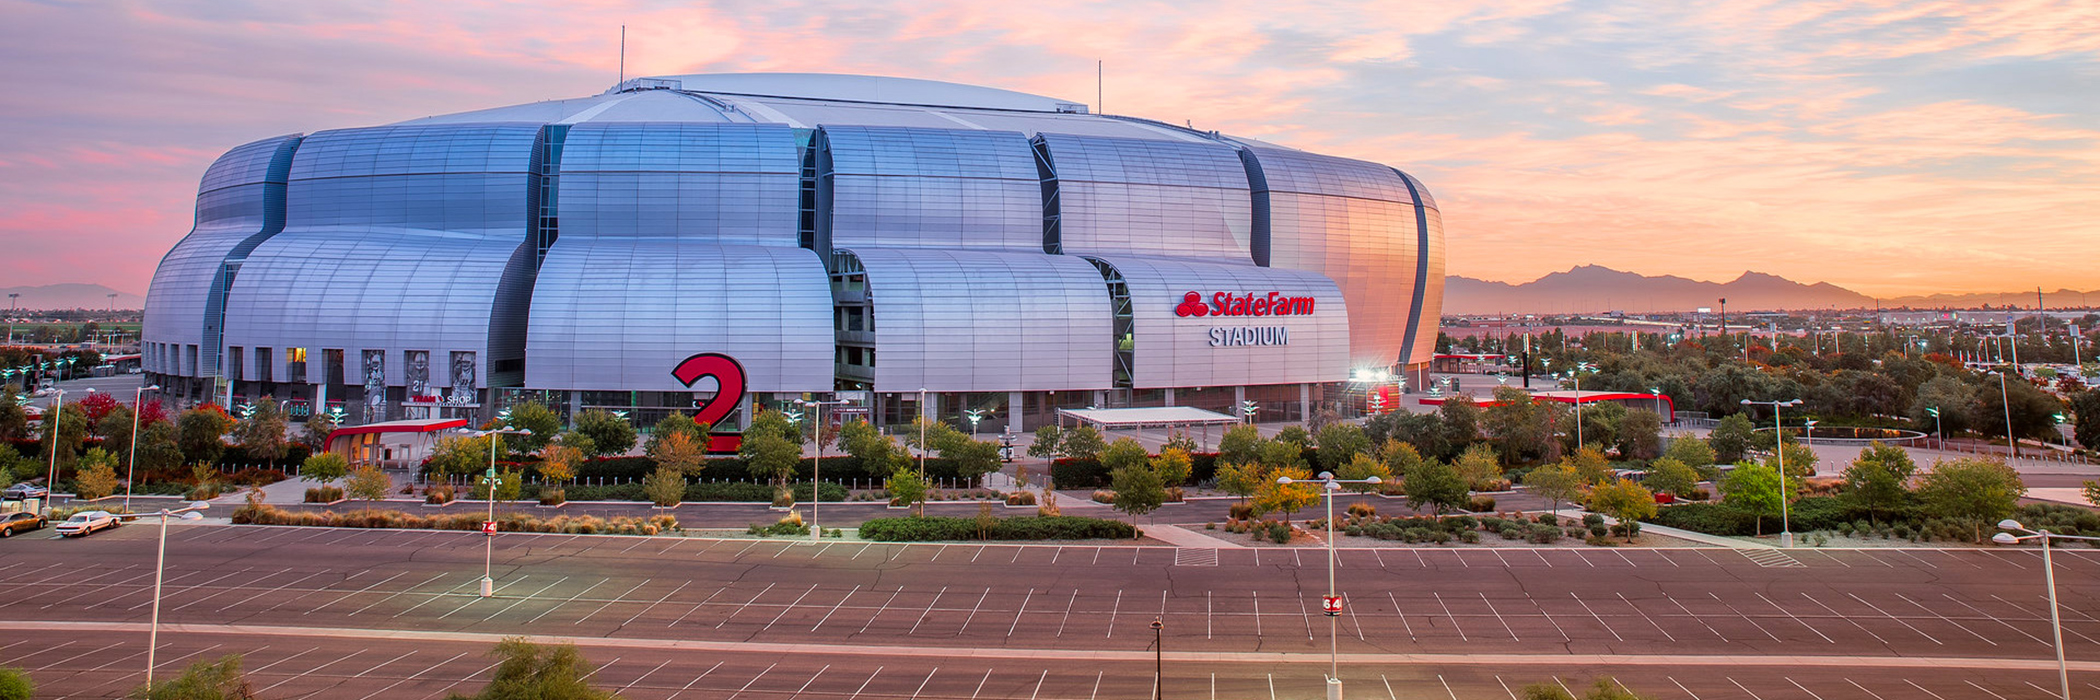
top-left (1645, 502), bottom-right (1753, 536)
top-left (1005, 491), bottom-right (1037, 506)
top-left (1467, 496), bottom-right (1496, 513)
top-left (1091, 490), bottom-right (1117, 504)
top-left (0, 665), bottom-right (30, 700)
top-left (303, 486), bottom-right (345, 503)
top-left (424, 484), bottom-right (456, 504)
top-left (1459, 530), bottom-right (1482, 543)
top-left (1528, 523), bottom-right (1562, 544)
top-left (538, 488), bottom-right (565, 506)
top-left (1588, 524), bottom-right (1608, 537)
top-left (1267, 521), bottom-right (1292, 544)
top-left (857, 515), bottom-right (1136, 541)
top-left (1582, 514), bottom-right (1605, 527)
top-left (1347, 502), bottom-right (1376, 519)
top-left (1228, 503), bottom-right (1255, 521)
top-left (232, 501), bottom-right (678, 536)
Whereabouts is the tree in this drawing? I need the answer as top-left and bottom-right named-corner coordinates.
top-left (1643, 457), bottom-right (1701, 499)
top-left (175, 407), bottom-right (235, 466)
top-left (1662, 433), bottom-right (1716, 475)
top-left (73, 448), bottom-right (119, 500)
top-left (1917, 458), bottom-right (2025, 542)
top-left (1257, 438), bottom-right (1307, 471)
top-left (1059, 424), bottom-right (1106, 461)
top-left (1523, 462), bottom-right (1582, 515)
top-left (1564, 446), bottom-right (1612, 485)
top-left (503, 402), bottom-right (560, 453)
top-left (885, 465), bottom-right (928, 515)
top-left (1370, 411), bottom-right (1454, 461)
top-left (571, 410), bottom-right (635, 457)
top-left (1841, 442), bottom-right (1916, 523)
top-left (1588, 478), bottom-right (1657, 542)
top-left (1217, 425), bottom-right (1264, 465)
top-left (1162, 430), bottom-right (1199, 455)
top-left (1764, 439), bottom-right (1817, 483)
top-left (345, 465), bottom-right (390, 502)
top-left (1216, 461), bottom-right (1263, 504)
top-left (1403, 459), bottom-right (1469, 514)
top-left (1977, 375), bottom-right (2067, 451)
top-left (935, 436), bottom-right (1003, 480)
top-left (1151, 447), bottom-right (1193, 487)
top-left (1910, 375), bottom-right (1975, 436)
top-left (77, 390), bottom-right (121, 426)
top-left (427, 435), bottom-right (499, 476)
top-left (645, 412), bottom-right (702, 457)
top-left (46, 404), bottom-right (89, 469)
top-left (1109, 462), bottom-right (1165, 533)
top-left (1251, 465), bottom-right (1318, 522)
top-left (1721, 462), bottom-right (1783, 536)
top-left (840, 420), bottom-right (891, 464)
top-left (137, 421), bottom-right (184, 473)
top-left (96, 405), bottom-right (137, 461)
top-left (1334, 453), bottom-right (1392, 493)
top-left (298, 413), bottom-right (336, 453)
top-left (642, 464), bottom-right (684, 508)
top-left (128, 654), bottom-right (252, 700)
top-left (1438, 394), bottom-right (1483, 447)
top-left (301, 452), bottom-right (349, 484)
top-left (0, 664), bottom-right (31, 700)
top-left (1026, 425), bottom-right (1064, 461)
top-left (2071, 390), bottom-right (2100, 450)
top-left (232, 399), bottom-right (288, 462)
top-left (1380, 439), bottom-right (1424, 481)
top-left (538, 444), bottom-right (582, 498)
top-left (1314, 422), bottom-right (1369, 473)
top-left (1101, 438), bottom-right (1148, 474)
top-left (1452, 443), bottom-right (1502, 490)
top-left (1275, 424), bottom-right (1312, 447)
top-left (446, 637), bottom-right (617, 700)
top-left (647, 430), bottom-right (705, 476)
top-left (1615, 409), bottom-right (1663, 459)
top-left (1569, 399), bottom-right (1625, 454)
top-left (0, 390), bottom-right (26, 441)
top-left (1707, 413), bottom-right (1755, 464)
top-left (740, 429), bottom-right (801, 493)
top-left (1484, 386), bottom-right (1554, 463)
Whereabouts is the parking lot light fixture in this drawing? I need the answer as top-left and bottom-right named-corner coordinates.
top-left (1994, 519), bottom-right (2100, 700)
top-left (461, 427), bottom-right (530, 597)
top-left (1279, 470), bottom-right (1381, 699)
top-left (1742, 398), bottom-right (1803, 547)
top-left (798, 398), bottom-right (849, 541)
top-left (125, 384), bottom-right (162, 509)
top-left (41, 388), bottom-right (65, 516)
top-left (119, 500), bottom-right (209, 687)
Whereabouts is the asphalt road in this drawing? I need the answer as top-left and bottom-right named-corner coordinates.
top-left (6, 522), bottom-right (2100, 698)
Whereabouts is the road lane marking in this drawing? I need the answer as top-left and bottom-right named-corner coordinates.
top-left (812, 584), bottom-right (862, 632)
top-left (717, 582), bottom-right (779, 629)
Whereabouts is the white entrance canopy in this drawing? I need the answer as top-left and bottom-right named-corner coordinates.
top-left (1056, 406), bottom-right (1241, 430)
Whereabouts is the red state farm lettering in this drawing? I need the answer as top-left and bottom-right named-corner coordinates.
top-left (1173, 291), bottom-right (1315, 318)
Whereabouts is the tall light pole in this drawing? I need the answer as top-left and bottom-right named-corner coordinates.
top-left (1741, 398), bottom-right (1802, 547)
top-left (1927, 407), bottom-right (1942, 450)
top-left (42, 388), bottom-right (76, 516)
top-left (120, 500), bottom-right (209, 687)
top-left (1277, 470), bottom-right (1381, 700)
top-left (1803, 419), bottom-right (1819, 474)
top-left (125, 384), bottom-right (162, 509)
top-left (799, 398), bottom-right (847, 541)
top-left (1996, 371), bottom-right (2018, 459)
top-left (462, 426), bottom-right (530, 597)
top-left (1240, 400), bottom-right (1259, 424)
top-left (917, 387), bottom-right (928, 479)
top-left (1994, 519), bottom-right (2099, 700)
top-left (4, 292), bottom-right (16, 346)
top-left (1150, 618), bottom-right (1164, 700)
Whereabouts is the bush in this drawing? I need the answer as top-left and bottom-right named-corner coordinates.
top-left (1467, 496), bottom-right (1496, 512)
top-left (1347, 502), bottom-right (1376, 519)
top-left (303, 485), bottom-right (345, 503)
top-left (1528, 523), bottom-right (1562, 544)
top-left (1268, 521), bottom-right (1292, 544)
top-left (1582, 514), bottom-right (1605, 527)
top-left (1228, 503), bottom-right (1255, 520)
top-left (1645, 502), bottom-right (1754, 536)
top-left (232, 501), bottom-right (678, 536)
top-left (0, 666), bottom-right (30, 700)
top-left (1091, 490), bottom-right (1116, 504)
top-left (559, 481), bottom-right (848, 503)
top-left (538, 488), bottom-right (565, 506)
top-left (857, 515), bottom-right (1136, 541)
top-left (1005, 491), bottom-right (1036, 506)
top-left (425, 484), bottom-right (455, 504)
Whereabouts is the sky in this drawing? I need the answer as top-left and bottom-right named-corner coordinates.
top-left (2, 0), bottom-right (2096, 299)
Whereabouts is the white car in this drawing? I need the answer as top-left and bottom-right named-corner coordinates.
top-left (56, 511), bottom-right (120, 537)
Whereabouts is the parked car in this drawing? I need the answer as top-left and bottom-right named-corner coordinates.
top-left (56, 511), bottom-right (120, 537)
top-left (2, 483), bottom-right (49, 500)
top-left (0, 512), bottom-right (46, 537)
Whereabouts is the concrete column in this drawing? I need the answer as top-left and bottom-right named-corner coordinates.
top-left (1163, 387), bottom-right (1176, 406)
top-left (1298, 383), bottom-right (1310, 422)
top-left (1007, 391), bottom-right (1024, 434)
top-left (1234, 385), bottom-right (1247, 421)
top-left (569, 391), bottom-right (583, 423)
top-left (738, 391), bottom-right (755, 429)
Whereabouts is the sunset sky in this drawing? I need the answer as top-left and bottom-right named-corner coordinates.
top-left (3, 0), bottom-right (2095, 298)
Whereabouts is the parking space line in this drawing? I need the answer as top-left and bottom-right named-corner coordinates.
top-left (439, 576), bottom-right (536, 620)
top-left (1253, 591), bottom-right (1264, 637)
top-left (1107, 589), bottom-right (1124, 638)
top-left (1432, 592), bottom-right (1467, 641)
top-left (1946, 594), bottom-right (2049, 645)
top-left (861, 587), bottom-right (907, 635)
top-left (1490, 549), bottom-right (1512, 568)
top-left (717, 582), bottom-right (779, 629)
top-left (1009, 546), bottom-right (1024, 564)
top-left (970, 669), bottom-right (993, 700)
top-left (910, 667), bottom-right (940, 699)
top-left (1848, 592), bottom-right (1940, 645)
top-left (1206, 591), bottom-right (1213, 639)
top-left (516, 577), bottom-right (605, 624)
top-left (483, 577), bottom-right (569, 621)
top-left (1525, 594), bottom-right (1568, 641)
top-left (613, 658), bottom-right (674, 696)
top-left (1786, 677), bottom-right (1827, 699)
top-left (755, 583), bottom-right (820, 632)
top-left (1437, 674), bottom-right (1459, 699)
top-left (1753, 591), bottom-right (1834, 643)
top-left (1617, 592), bottom-right (1672, 642)
top-left (307, 571), bottom-right (406, 615)
top-left (1711, 592), bottom-right (1782, 642)
top-left (1844, 679), bottom-right (1887, 699)
top-left (1006, 588), bottom-right (1034, 638)
top-left (1089, 670), bottom-right (1103, 700)
top-left (1344, 592), bottom-right (1365, 641)
top-left (127, 568), bottom-right (255, 610)
top-left (668, 584), bottom-right (734, 628)
top-left (1667, 594), bottom-right (1727, 641)
top-left (1668, 677), bottom-right (1702, 699)
top-left (1479, 592), bottom-right (1517, 640)
top-left (359, 651), bottom-right (467, 700)
top-left (792, 664), bottom-right (832, 698)
top-left (574, 578), bottom-right (653, 626)
top-left (1855, 550), bottom-right (1896, 567)
top-left (853, 543), bottom-right (874, 559)
top-left (1571, 592), bottom-right (1619, 641)
top-left (1055, 590), bottom-right (1078, 637)
top-left (2026, 594), bottom-right (2100, 645)
top-left (1726, 677), bottom-right (1766, 699)
top-left (2025, 681), bottom-right (2059, 697)
top-left (930, 544), bottom-right (948, 562)
top-left (1892, 593), bottom-right (1993, 645)
top-left (255, 648), bottom-right (361, 695)
top-left (1572, 550), bottom-right (1596, 568)
top-left (907, 586), bottom-right (948, 635)
top-left (1387, 592), bottom-right (1416, 640)
top-left (971, 545), bottom-right (988, 563)
top-left (848, 666), bottom-right (883, 700)
top-left (617, 579), bottom-right (692, 629)
top-left (1793, 591), bottom-right (1888, 645)
top-left (1902, 679), bottom-right (1948, 700)
top-left (1892, 549), bottom-right (1940, 569)
top-left (725, 662), bottom-right (777, 700)
top-left (1093, 547), bottom-right (1103, 565)
top-left (1297, 594), bottom-right (1315, 640)
top-left (213, 571), bottom-right (331, 614)
top-left (373, 573), bottom-right (463, 619)
top-left (1052, 546), bottom-right (1064, 564)
top-left (812, 584), bottom-right (862, 632)
top-left (1964, 680), bottom-right (2010, 699)
top-left (731, 541), bottom-right (759, 559)
top-left (29, 641), bottom-right (116, 671)
top-left (36, 569), bottom-right (158, 609)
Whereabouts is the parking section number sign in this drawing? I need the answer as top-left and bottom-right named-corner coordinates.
top-left (1322, 595), bottom-right (1342, 616)
top-left (482, 521), bottom-right (497, 536)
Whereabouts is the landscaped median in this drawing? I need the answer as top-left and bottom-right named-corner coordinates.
top-left (232, 499), bottom-right (679, 536)
top-left (857, 515), bottom-right (1137, 542)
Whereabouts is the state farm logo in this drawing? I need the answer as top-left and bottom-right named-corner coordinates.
top-left (1174, 291), bottom-right (1315, 318)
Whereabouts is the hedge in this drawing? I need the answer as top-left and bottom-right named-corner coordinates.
top-left (1643, 497), bottom-right (1886, 536)
top-left (232, 501), bottom-right (678, 535)
top-left (858, 515), bottom-right (1137, 541)
top-left (558, 481), bottom-right (848, 503)
top-left (1050, 452), bottom-right (1223, 489)
top-left (566, 455), bottom-right (986, 485)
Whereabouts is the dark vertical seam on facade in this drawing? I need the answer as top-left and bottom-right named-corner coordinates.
top-left (1394, 168), bottom-right (1430, 369)
top-left (1237, 149), bottom-right (1271, 267)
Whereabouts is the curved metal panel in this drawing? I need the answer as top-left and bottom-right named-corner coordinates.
top-left (822, 126), bottom-right (1041, 250)
top-left (1086, 255), bottom-right (1348, 389)
top-left (141, 134), bottom-right (300, 377)
top-left (1242, 146), bottom-right (1424, 371)
top-left (525, 242), bottom-right (832, 392)
top-left (848, 247), bottom-right (1113, 392)
top-left (556, 122), bottom-right (801, 244)
top-left (1034, 133), bottom-right (1252, 260)
top-left (222, 123), bottom-right (540, 389)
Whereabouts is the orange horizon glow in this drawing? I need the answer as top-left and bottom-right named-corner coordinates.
top-left (2, 0), bottom-right (2096, 298)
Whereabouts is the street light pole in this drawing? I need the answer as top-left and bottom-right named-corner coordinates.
top-left (122, 500), bottom-right (208, 687)
top-left (1151, 618), bottom-right (1164, 700)
top-left (1742, 398), bottom-right (1802, 547)
top-left (463, 426), bottom-right (529, 597)
top-left (42, 388), bottom-right (68, 516)
top-left (1277, 471), bottom-right (1381, 700)
top-left (1994, 519), bottom-right (2097, 700)
top-left (1997, 371), bottom-right (2018, 459)
top-left (125, 384), bottom-right (161, 509)
top-left (801, 398), bottom-right (847, 541)
top-left (918, 387), bottom-right (928, 479)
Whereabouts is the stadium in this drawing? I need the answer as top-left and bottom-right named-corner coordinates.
top-left (140, 73), bottom-right (1445, 434)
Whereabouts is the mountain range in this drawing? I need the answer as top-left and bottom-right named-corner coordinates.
top-left (1, 283), bottom-right (145, 312)
top-left (1443, 265), bottom-right (2098, 315)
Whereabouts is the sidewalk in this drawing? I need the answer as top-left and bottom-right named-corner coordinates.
top-left (1142, 523), bottom-right (1250, 548)
top-left (1550, 507), bottom-right (1770, 549)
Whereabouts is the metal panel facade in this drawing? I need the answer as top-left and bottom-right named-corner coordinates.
top-left (557, 123), bottom-right (801, 245)
top-left (525, 242), bottom-right (832, 392)
top-left (141, 135), bottom-right (299, 377)
top-left (1087, 255), bottom-right (1348, 389)
top-left (221, 124), bottom-right (540, 389)
top-left (1036, 134), bottom-right (1254, 260)
top-left (1243, 145), bottom-right (1428, 371)
top-left (823, 126), bottom-right (1041, 250)
top-left (848, 248), bottom-right (1113, 392)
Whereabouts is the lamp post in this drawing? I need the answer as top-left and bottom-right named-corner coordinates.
top-left (917, 387), bottom-right (929, 479)
top-left (1239, 400), bottom-right (1259, 425)
top-left (119, 500), bottom-right (209, 687)
top-left (1150, 618), bottom-right (1164, 700)
top-left (4, 293), bottom-right (15, 346)
top-left (1567, 362), bottom-right (1596, 449)
top-left (799, 398), bottom-right (848, 541)
top-left (41, 388), bottom-right (70, 516)
top-left (1741, 398), bottom-right (1803, 547)
top-left (124, 384), bottom-right (162, 509)
top-left (1993, 519), bottom-right (2100, 700)
top-left (965, 408), bottom-right (986, 437)
top-left (1996, 371), bottom-right (2018, 459)
top-left (1927, 407), bottom-right (1942, 450)
top-left (1277, 470), bottom-right (1382, 699)
top-left (462, 426), bottom-right (530, 597)
top-left (1803, 419), bottom-right (1819, 475)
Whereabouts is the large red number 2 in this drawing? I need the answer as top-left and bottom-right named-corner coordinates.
top-left (671, 353), bottom-right (748, 453)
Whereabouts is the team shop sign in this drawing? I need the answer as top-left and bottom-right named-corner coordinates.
top-left (1175, 291), bottom-right (1314, 347)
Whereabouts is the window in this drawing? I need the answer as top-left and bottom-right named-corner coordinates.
top-left (324, 349), bottom-right (345, 385)
top-left (256, 347), bottom-right (274, 383)
top-left (287, 347), bottom-right (307, 383)
top-left (227, 347), bottom-right (244, 381)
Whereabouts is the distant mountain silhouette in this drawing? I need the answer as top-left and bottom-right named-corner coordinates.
top-left (1444, 265), bottom-right (1877, 315)
top-left (1, 283), bottom-right (143, 312)
top-left (1880, 289), bottom-right (2100, 311)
